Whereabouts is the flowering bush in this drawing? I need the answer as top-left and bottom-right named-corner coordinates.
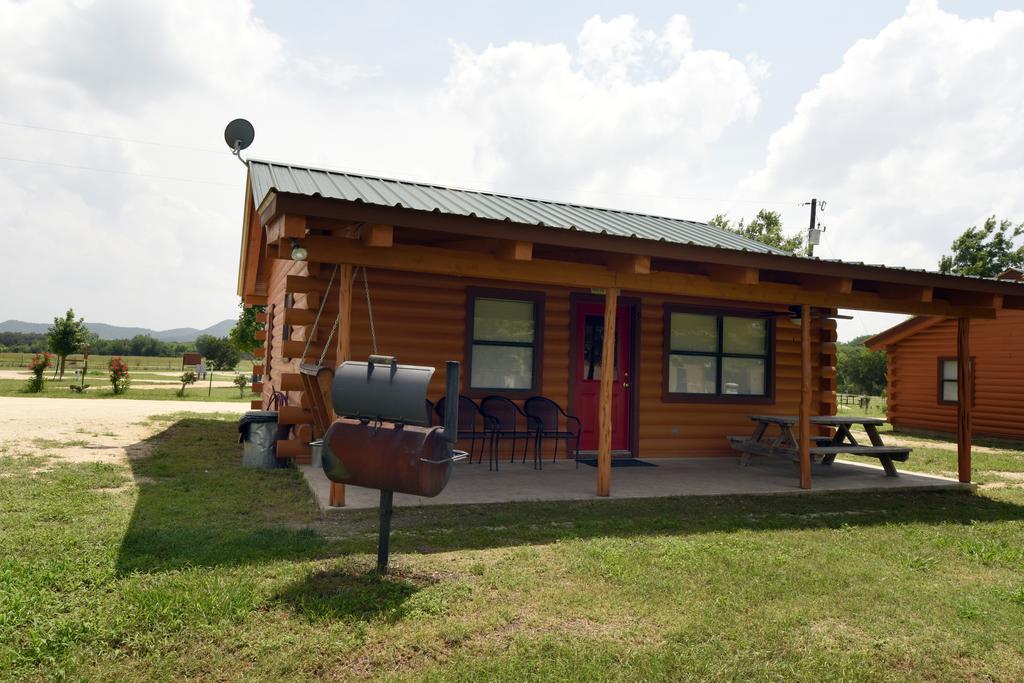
top-left (177, 370), bottom-right (197, 397)
top-left (25, 352), bottom-right (53, 393)
top-left (233, 374), bottom-right (249, 398)
top-left (108, 357), bottom-right (130, 395)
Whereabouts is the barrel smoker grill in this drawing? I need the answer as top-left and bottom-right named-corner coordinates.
top-left (321, 355), bottom-right (465, 573)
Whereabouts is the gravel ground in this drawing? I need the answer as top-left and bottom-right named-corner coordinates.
top-left (0, 397), bottom-right (246, 467)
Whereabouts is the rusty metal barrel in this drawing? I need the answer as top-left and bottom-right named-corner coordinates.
top-left (321, 419), bottom-right (453, 497)
top-left (321, 356), bottom-right (464, 498)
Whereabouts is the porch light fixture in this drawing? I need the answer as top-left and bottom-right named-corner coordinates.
top-left (290, 239), bottom-right (308, 261)
top-left (788, 305), bottom-right (803, 326)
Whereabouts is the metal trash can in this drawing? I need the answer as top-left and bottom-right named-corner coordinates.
top-left (238, 410), bottom-right (279, 469)
top-left (310, 439), bottom-right (324, 469)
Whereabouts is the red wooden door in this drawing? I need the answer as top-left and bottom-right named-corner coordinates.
top-left (575, 302), bottom-right (632, 453)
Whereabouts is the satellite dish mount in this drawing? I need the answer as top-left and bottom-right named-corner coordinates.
top-left (223, 118), bottom-right (255, 167)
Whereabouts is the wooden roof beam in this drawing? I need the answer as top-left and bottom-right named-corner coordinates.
top-left (294, 237), bottom-right (997, 318)
top-left (605, 253), bottom-right (651, 275)
top-left (942, 291), bottom-right (1004, 309)
top-left (877, 283), bottom-right (933, 302)
top-left (361, 224), bottom-right (393, 247)
top-left (267, 214), bottom-right (307, 243)
top-left (799, 274), bottom-right (852, 294)
top-left (263, 192), bottom-right (1024, 298)
top-left (706, 264), bottom-right (758, 285)
top-left (496, 239), bottom-right (533, 261)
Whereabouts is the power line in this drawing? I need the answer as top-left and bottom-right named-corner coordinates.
top-left (0, 118), bottom-right (803, 208)
top-left (0, 155), bottom-right (237, 187)
top-left (0, 119), bottom-right (226, 155)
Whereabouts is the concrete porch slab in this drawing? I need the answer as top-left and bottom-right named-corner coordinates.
top-left (298, 456), bottom-right (971, 512)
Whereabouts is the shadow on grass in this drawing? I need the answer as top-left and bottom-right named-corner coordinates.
top-left (274, 568), bottom-right (429, 623)
top-left (322, 487), bottom-right (1024, 558)
top-left (116, 416), bottom-right (1024, 574)
top-left (115, 416), bottom-right (327, 575)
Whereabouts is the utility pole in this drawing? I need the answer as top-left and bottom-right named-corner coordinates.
top-left (801, 198), bottom-right (825, 257)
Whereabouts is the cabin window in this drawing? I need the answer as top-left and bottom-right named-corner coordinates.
top-left (665, 309), bottom-right (770, 399)
top-left (938, 357), bottom-right (975, 405)
top-left (466, 290), bottom-right (543, 392)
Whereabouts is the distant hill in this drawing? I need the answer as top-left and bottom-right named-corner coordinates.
top-left (0, 319), bottom-right (234, 342)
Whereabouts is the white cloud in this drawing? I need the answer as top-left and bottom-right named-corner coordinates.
top-left (740, 0), bottom-right (1024, 339)
top-left (0, 0), bottom-right (380, 329)
top-left (441, 14), bottom-right (764, 208)
top-left (0, 7), bottom-right (767, 329)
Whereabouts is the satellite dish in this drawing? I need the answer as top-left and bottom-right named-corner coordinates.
top-left (224, 118), bottom-right (255, 151)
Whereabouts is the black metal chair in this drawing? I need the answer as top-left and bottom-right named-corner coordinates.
top-left (435, 395), bottom-right (493, 464)
top-left (524, 396), bottom-right (582, 469)
top-left (480, 395), bottom-right (539, 470)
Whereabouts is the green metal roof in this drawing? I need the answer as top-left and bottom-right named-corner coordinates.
top-left (248, 159), bottom-right (787, 255)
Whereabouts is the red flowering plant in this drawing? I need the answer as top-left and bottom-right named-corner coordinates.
top-left (25, 352), bottom-right (53, 393)
top-left (108, 357), bottom-right (130, 395)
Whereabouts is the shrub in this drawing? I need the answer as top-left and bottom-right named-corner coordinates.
top-left (69, 384), bottom-right (90, 393)
top-left (108, 357), bottom-right (130, 395)
top-left (177, 370), bottom-right (197, 397)
top-left (25, 352), bottom-right (53, 393)
top-left (232, 374), bottom-right (248, 398)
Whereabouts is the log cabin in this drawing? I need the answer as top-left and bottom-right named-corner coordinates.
top-left (865, 268), bottom-right (1024, 440)
top-left (237, 159), bottom-right (1023, 501)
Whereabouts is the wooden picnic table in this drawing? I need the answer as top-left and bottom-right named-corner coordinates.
top-left (729, 414), bottom-right (910, 477)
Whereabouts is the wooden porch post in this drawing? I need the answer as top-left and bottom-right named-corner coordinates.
top-left (799, 304), bottom-right (812, 490)
top-left (597, 287), bottom-right (619, 497)
top-left (957, 317), bottom-right (972, 483)
top-left (329, 264), bottom-right (354, 507)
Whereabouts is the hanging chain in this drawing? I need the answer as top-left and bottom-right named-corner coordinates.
top-left (362, 266), bottom-right (378, 355)
top-left (316, 267), bottom-right (358, 367)
top-left (301, 264), bottom-right (339, 361)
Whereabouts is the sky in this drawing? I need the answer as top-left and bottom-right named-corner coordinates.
top-left (1, 0), bottom-right (1023, 341)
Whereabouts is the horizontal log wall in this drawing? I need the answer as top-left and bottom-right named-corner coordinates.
top-left (258, 265), bottom-right (832, 459)
top-left (886, 311), bottom-right (1024, 439)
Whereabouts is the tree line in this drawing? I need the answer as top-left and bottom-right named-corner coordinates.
top-left (2, 304), bottom-right (264, 381)
top-left (0, 330), bottom-right (195, 357)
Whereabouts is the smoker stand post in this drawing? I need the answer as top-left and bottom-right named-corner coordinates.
top-left (376, 490), bottom-right (394, 574)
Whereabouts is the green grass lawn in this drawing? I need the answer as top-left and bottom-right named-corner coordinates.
top-left (2, 415), bottom-right (1024, 680)
top-left (0, 378), bottom-right (252, 402)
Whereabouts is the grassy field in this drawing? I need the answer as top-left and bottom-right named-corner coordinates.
top-left (0, 378), bottom-right (252, 402)
top-left (0, 352), bottom-right (254, 374)
top-left (2, 414), bottom-right (1024, 680)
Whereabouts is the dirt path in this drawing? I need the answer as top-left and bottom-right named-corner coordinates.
top-left (0, 397), bottom-right (246, 467)
top-left (849, 428), bottom-right (1020, 454)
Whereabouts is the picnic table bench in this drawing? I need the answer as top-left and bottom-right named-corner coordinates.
top-left (728, 415), bottom-right (911, 477)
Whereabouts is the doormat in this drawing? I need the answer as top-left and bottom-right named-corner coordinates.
top-left (576, 458), bottom-right (657, 468)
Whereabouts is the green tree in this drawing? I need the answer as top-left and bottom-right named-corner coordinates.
top-left (836, 335), bottom-right (888, 396)
top-left (196, 335), bottom-right (241, 371)
top-left (938, 216), bottom-right (1024, 277)
top-left (709, 210), bottom-right (804, 254)
top-left (228, 301), bottom-right (265, 355)
top-left (46, 309), bottom-right (88, 380)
